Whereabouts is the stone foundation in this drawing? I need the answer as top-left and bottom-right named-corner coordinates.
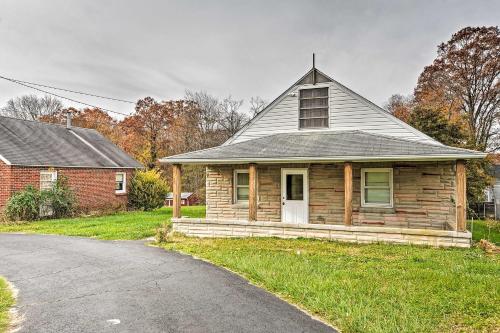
top-left (172, 218), bottom-right (471, 248)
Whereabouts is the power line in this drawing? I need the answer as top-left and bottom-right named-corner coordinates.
top-left (0, 75), bottom-right (136, 104)
top-left (0, 75), bottom-right (132, 117)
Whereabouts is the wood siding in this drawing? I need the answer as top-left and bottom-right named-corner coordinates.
top-left (230, 81), bottom-right (437, 145)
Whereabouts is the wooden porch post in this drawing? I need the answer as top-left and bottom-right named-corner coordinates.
top-left (344, 162), bottom-right (353, 226)
top-left (249, 163), bottom-right (257, 221)
top-left (172, 164), bottom-right (182, 219)
top-left (456, 160), bottom-right (466, 231)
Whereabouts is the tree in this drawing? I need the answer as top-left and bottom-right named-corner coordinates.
top-left (124, 97), bottom-right (172, 169)
top-left (385, 94), bottom-right (413, 123)
top-left (407, 106), bottom-right (467, 146)
top-left (1, 94), bottom-right (63, 120)
top-left (219, 96), bottom-right (248, 137)
top-left (249, 96), bottom-right (267, 117)
top-left (415, 26), bottom-right (500, 151)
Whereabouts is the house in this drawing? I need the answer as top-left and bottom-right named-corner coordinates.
top-left (165, 192), bottom-right (199, 206)
top-left (160, 66), bottom-right (486, 248)
top-left (476, 155), bottom-right (500, 219)
top-left (0, 115), bottom-right (142, 212)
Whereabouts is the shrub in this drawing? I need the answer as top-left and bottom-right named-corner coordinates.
top-left (129, 169), bottom-right (169, 211)
top-left (42, 176), bottom-right (76, 218)
top-left (4, 176), bottom-right (76, 221)
top-left (5, 185), bottom-right (41, 221)
top-left (155, 223), bottom-right (172, 243)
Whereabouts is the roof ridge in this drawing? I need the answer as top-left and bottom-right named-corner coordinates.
top-left (0, 115), bottom-right (95, 132)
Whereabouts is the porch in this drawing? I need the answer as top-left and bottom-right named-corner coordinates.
top-left (168, 160), bottom-right (471, 247)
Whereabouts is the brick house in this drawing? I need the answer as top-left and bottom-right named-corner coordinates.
top-left (160, 65), bottom-right (486, 248)
top-left (165, 192), bottom-right (200, 207)
top-left (0, 115), bottom-right (142, 212)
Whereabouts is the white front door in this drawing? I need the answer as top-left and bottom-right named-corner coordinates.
top-left (281, 168), bottom-right (308, 224)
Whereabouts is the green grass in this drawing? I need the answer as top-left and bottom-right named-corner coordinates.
top-left (0, 277), bottom-right (14, 333)
top-left (469, 220), bottom-right (500, 245)
top-left (162, 237), bottom-right (500, 333)
top-left (0, 206), bottom-right (205, 240)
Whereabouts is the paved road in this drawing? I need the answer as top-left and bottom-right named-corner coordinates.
top-left (0, 234), bottom-right (335, 333)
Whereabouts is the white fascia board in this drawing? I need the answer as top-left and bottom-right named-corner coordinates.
top-left (0, 154), bottom-right (11, 165)
top-left (161, 153), bottom-right (487, 164)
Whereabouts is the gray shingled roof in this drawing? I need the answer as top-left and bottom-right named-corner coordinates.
top-left (161, 130), bottom-right (485, 164)
top-left (0, 116), bottom-right (142, 168)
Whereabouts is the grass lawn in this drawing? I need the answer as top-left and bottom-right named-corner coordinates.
top-left (0, 206), bottom-right (205, 240)
top-left (0, 277), bottom-right (14, 333)
top-left (469, 219), bottom-right (500, 245)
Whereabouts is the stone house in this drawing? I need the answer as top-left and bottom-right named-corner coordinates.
top-left (0, 115), bottom-right (142, 212)
top-left (160, 66), bottom-right (485, 247)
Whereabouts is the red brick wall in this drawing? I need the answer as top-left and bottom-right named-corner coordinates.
top-left (0, 164), bottom-right (135, 211)
top-left (0, 161), bottom-right (12, 209)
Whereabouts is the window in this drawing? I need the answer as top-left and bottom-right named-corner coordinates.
top-left (361, 168), bottom-right (393, 208)
top-left (115, 172), bottom-right (126, 194)
top-left (233, 170), bottom-right (249, 203)
top-left (299, 87), bottom-right (329, 129)
top-left (286, 174), bottom-right (304, 200)
top-left (40, 171), bottom-right (57, 190)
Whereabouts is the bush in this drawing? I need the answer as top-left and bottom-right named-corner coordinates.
top-left (129, 169), bottom-right (169, 211)
top-left (5, 185), bottom-right (41, 221)
top-left (4, 176), bottom-right (76, 221)
top-left (42, 176), bottom-right (76, 218)
top-left (155, 223), bottom-right (172, 243)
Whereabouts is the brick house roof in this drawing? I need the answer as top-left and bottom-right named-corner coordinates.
top-left (0, 116), bottom-right (142, 168)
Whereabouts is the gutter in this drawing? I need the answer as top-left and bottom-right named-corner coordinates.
top-left (160, 153), bottom-right (487, 164)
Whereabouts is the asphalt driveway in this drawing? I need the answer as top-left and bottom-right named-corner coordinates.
top-left (0, 234), bottom-right (335, 333)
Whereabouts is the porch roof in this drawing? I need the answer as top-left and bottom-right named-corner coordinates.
top-left (160, 130), bottom-right (486, 164)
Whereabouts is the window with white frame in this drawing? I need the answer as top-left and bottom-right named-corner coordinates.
top-left (361, 168), bottom-right (393, 207)
top-left (115, 172), bottom-right (126, 194)
top-left (40, 171), bottom-right (57, 190)
top-left (233, 169), bottom-right (249, 203)
top-left (299, 87), bottom-right (329, 129)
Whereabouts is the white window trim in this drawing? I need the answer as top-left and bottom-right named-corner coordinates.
top-left (233, 169), bottom-right (249, 204)
top-left (115, 172), bottom-right (127, 194)
top-left (40, 170), bottom-right (57, 190)
top-left (297, 85), bottom-right (330, 130)
top-left (361, 168), bottom-right (393, 208)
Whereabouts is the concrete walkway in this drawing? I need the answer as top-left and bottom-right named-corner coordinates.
top-left (0, 234), bottom-right (335, 333)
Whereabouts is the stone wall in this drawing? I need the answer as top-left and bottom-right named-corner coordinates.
top-left (172, 218), bottom-right (471, 248)
top-left (206, 162), bottom-right (457, 230)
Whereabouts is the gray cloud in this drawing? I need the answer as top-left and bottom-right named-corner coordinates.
top-left (0, 0), bottom-right (498, 118)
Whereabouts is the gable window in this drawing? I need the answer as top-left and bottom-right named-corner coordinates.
top-left (40, 171), bottom-right (57, 190)
top-left (299, 87), bottom-right (329, 129)
top-left (115, 172), bottom-right (126, 194)
top-left (361, 168), bottom-right (393, 208)
top-left (233, 169), bottom-right (249, 203)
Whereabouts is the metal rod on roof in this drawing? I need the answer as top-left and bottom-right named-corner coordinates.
top-left (312, 53), bottom-right (316, 85)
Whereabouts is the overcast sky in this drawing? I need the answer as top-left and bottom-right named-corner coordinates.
top-left (0, 0), bottom-right (498, 118)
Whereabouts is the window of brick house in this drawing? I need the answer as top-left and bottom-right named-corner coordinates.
top-left (115, 172), bottom-right (126, 194)
top-left (299, 87), bottom-right (329, 129)
top-left (233, 169), bottom-right (249, 203)
top-left (40, 171), bottom-right (57, 190)
top-left (361, 168), bottom-right (393, 208)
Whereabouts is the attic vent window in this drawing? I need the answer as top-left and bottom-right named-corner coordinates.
top-left (299, 87), bottom-right (329, 129)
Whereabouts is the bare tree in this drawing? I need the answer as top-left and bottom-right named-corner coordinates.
top-left (249, 96), bottom-right (267, 117)
top-left (219, 96), bottom-right (247, 137)
top-left (1, 94), bottom-right (63, 120)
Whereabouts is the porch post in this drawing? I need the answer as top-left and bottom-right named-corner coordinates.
top-left (249, 163), bottom-right (257, 221)
top-left (344, 162), bottom-right (353, 226)
top-left (172, 164), bottom-right (182, 219)
top-left (456, 160), bottom-right (466, 231)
